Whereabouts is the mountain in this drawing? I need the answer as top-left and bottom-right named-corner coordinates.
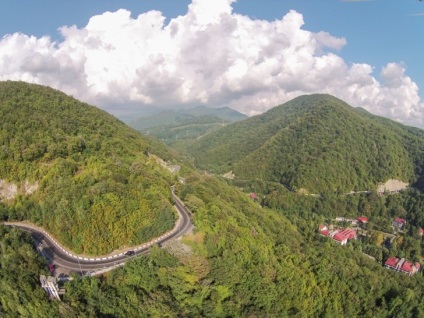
top-left (128, 106), bottom-right (247, 145)
top-left (0, 81), bottom-right (178, 254)
top-left (117, 106), bottom-right (165, 124)
top-left (129, 105), bottom-right (247, 130)
top-left (3, 84), bottom-right (424, 317)
top-left (186, 94), bottom-right (424, 193)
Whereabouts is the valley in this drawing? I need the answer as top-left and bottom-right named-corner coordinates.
top-left (2, 82), bottom-right (424, 317)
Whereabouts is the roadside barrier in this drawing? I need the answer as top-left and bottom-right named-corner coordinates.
top-left (3, 192), bottom-right (189, 262)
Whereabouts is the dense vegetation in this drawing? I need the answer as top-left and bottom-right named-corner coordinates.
top-left (263, 187), bottom-right (424, 262)
top-left (0, 81), bottom-right (178, 255)
top-left (3, 84), bottom-right (424, 317)
top-left (128, 106), bottom-right (247, 147)
top-left (0, 225), bottom-right (60, 317)
top-left (4, 175), bottom-right (424, 317)
top-left (187, 94), bottom-right (424, 193)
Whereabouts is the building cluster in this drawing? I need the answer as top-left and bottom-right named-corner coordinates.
top-left (384, 257), bottom-right (420, 276)
top-left (319, 216), bottom-right (422, 276)
top-left (319, 224), bottom-right (357, 245)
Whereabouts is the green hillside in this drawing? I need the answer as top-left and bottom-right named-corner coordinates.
top-left (187, 94), bottom-right (424, 193)
top-left (4, 174), bottom-right (424, 317)
top-left (0, 81), bottom-right (178, 255)
top-left (2, 84), bottom-right (424, 316)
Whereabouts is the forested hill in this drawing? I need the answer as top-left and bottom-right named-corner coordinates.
top-left (5, 173), bottom-right (424, 317)
top-left (3, 84), bottom-right (424, 317)
top-left (0, 81), bottom-right (178, 255)
top-left (187, 94), bottom-right (424, 193)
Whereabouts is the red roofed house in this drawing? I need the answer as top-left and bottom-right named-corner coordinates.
top-left (332, 228), bottom-right (357, 245)
top-left (249, 193), bottom-right (257, 200)
top-left (319, 224), bottom-right (331, 237)
top-left (321, 229), bottom-right (330, 237)
top-left (357, 217), bottom-right (368, 224)
top-left (419, 228), bottom-right (424, 236)
top-left (384, 257), bottom-right (420, 276)
top-left (392, 218), bottom-right (406, 231)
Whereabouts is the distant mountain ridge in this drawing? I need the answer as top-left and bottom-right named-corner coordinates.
top-left (129, 106), bottom-right (247, 130)
top-left (128, 106), bottom-right (247, 145)
top-left (186, 94), bottom-right (424, 193)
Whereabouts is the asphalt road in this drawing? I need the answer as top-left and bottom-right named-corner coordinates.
top-left (5, 191), bottom-right (193, 275)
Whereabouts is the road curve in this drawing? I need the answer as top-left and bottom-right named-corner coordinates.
top-left (4, 190), bottom-right (193, 275)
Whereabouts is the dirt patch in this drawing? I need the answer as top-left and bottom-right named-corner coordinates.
top-left (0, 179), bottom-right (39, 201)
top-left (376, 179), bottom-right (408, 193)
top-left (162, 239), bottom-right (193, 259)
top-left (24, 180), bottom-right (39, 195)
top-left (0, 180), bottom-right (18, 201)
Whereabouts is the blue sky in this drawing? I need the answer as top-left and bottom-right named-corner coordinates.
top-left (0, 0), bottom-right (423, 127)
top-left (236, 1), bottom-right (424, 86)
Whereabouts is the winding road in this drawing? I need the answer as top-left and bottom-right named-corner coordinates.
top-left (4, 190), bottom-right (193, 276)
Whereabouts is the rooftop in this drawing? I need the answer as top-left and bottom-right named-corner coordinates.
top-left (384, 257), bottom-right (420, 275)
top-left (394, 217), bottom-right (406, 224)
top-left (357, 217), bottom-right (368, 223)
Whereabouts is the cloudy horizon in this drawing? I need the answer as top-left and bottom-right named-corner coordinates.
top-left (1, 0), bottom-right (423, 127)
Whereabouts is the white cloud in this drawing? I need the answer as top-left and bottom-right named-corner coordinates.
top-left (0, 1), bottom-right (423, 127)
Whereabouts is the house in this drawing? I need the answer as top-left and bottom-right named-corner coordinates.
top-left (357, 217), bottom-right (368, 224)
top-left (392, 218), bottom-right (406, 231)
top-left (318, 224), bottom-right (357, 245)
top-left (384, 257), bottom-right (420, 276)
top-left (332, 232), bottom-right (348, 245)
top-left (332, 228), bottom-right (357, 245)
top-left (319, 224), bottom-right (330, 237)
top-left (419, 228), bottom-right (424, 236)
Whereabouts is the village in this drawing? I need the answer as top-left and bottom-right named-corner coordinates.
top-left (247, 187), bottom-right (423, 277)
top-left (319, 216), bottom-right (422, 276)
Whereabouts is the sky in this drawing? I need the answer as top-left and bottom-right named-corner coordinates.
top-left (0, 0), bottom-right (423, 127)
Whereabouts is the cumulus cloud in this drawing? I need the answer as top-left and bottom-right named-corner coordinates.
top-left (0, 0), bottom-right (423, 127)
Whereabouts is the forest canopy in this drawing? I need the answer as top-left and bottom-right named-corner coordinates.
top-left (186, 94), bottom-right (424, 194)
top-left (0, 81), bottom-right (178, 254)
top-left (2, 83), bottom-right (424, 317)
